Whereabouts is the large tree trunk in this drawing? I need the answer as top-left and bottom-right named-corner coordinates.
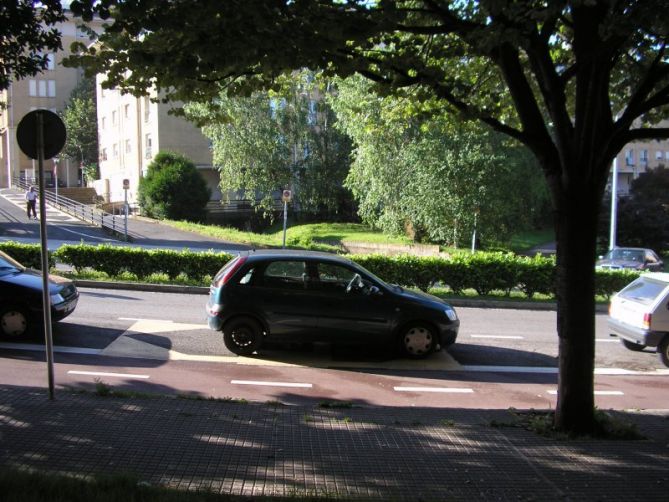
top-left (553, 186), bottom-right (599, 434)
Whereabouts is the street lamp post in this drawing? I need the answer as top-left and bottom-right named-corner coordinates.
top-left (609, 153), bottom-right (618, 250)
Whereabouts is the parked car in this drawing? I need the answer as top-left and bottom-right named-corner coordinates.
top-left (596, 247), bottom-right (664, 271)
top-left (206, 250), bottom-right (459, 358)
top-left (608, 272), bottom-right (669, 367)
top-left (0, 250), bottom-right (79, 338)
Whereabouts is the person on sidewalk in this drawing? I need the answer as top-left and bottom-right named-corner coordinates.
top-left (25, 186), bottom-right (38, 220)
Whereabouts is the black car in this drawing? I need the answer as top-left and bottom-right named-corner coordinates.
top-left (596, 247), bottom-right (664, 271)
top-left (206, 250), bottom-right (459, 358)
top-left (0, 250), bottom-right (79, 338)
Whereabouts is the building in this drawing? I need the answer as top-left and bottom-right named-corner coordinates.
top-left (94, 83), bottom-right (220, 210)
top-left (0, 14), bottom-right (103, 189)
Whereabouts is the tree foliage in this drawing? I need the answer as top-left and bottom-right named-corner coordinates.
top-left (0, 1), bottom-right (65, 91)
top-left (331, 76), bottom-right (549, 245)
top-left (60, 77), bottom-right (99, 182)
top-left (185, 72), bottom-right (352, 219)
top-left (138, 151), bottom-right (211, 222)
top-left (67, 0), bottom-right (669, 434)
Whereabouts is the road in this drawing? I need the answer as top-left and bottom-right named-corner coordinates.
top-left (1, 287), bottom-right (667, 410)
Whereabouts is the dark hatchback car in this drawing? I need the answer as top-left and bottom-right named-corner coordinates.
top-left (596, 247), bottom-right (664, 271)
top-left (206, 250), bottom-right (459, 358)
top-left (0, 250), bottom-right (79, 338)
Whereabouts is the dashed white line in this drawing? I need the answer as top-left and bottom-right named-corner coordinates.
top-left (68, 370), bottom-right (150, 379)
top-left (470, 335), bottom-right (524, 340)
top-left (231, 380), bottom-right (313, 388)
top-left (394, 386), bottom-right (474, 393)
top-left (546, 390), bottom-right (624, 396)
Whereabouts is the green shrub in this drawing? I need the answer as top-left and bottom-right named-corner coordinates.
top-left (0, 241), bottom-right (54, 269)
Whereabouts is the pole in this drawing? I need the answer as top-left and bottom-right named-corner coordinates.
top-left (282, 200), bottom-right (288, 248)
top-left (36, 112), bottom-right (56, 400)
top-left (609, 153), bottom-right (618, 250)
top-left (54, 157), bottom-right (59, 206)
top-left (124, 187), bottom-right (128, 241)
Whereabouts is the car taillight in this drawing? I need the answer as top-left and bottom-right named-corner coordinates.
top-left (214, 256), bottom-right (247, 288)
top-left (643, 312), bottom-right (651, 329)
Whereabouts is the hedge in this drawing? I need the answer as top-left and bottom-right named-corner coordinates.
top-left (0, 241), bottom-right (643, 299)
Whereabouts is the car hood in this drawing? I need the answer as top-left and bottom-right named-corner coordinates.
top-left (596, 259), bottom-right (643, 269)
top-left (0, 268), bottom-right (71, 293)
top-left (394, 287), bottom-right (453, 309)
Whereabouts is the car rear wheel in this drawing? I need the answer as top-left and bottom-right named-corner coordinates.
top-left (658, 336), bottom-right (669, 368)
top-left (621, 339), bottom-right (646, 352)
top-left (0, 306), bottom-right (30, 338)
top-left (223, 317), bottom-right (263, 356)
top-left (399, 323), bottom-right (436, 359)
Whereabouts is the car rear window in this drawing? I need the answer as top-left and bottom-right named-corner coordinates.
top-left (619, 278), bottom-right (668, 305)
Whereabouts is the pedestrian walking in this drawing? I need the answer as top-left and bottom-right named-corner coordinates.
top-left (25, 186), bottom-right (37, 220)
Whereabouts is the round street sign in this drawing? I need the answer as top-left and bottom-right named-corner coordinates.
top-left (16, 109), bottom-right (67, 160)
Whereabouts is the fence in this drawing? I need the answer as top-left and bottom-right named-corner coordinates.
top-left (13, 177), bottom-right (131, 241)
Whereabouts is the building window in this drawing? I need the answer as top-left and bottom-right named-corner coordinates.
top-left (38, 80), bottom-right (47, 97)
top-left (125, 139), bottom-right (131, 153)
top-left (29, 80), bottom-right (37, 96)
top-left (144, 96), bottom-right (151, 122)
top-left (112, 110), bottom-right (117, 125)
top-left (47, 80), bottom-right (56, 97)
top-left (101, 148), bottom-right (107, 161)
top-left (665, 151), bottom-right (669, 160)
top-left (145, 134), bottom-right (152, 158)
top-left (112, 143), bottom-right (118, 158)
top-left (307, 100), bottom-right (317, 125)
top-left (657, 151), bottom-right (663, 160)
top-left (625, 148), bottom-right (634, 166)
top-left (124, 104), bottom-right (130, 119)
top-left (101, 117), bottom-right (106, 129)
top-left (640, 149), bottom-right (648, 165)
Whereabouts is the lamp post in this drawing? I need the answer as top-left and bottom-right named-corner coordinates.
top-left (609, 153), bottom-right (618, 251)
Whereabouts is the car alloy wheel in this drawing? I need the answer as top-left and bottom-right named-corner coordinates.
top-left (0, 307), bottom-right (29, 338)
top-left (401, 323), bottom-right (436, 359)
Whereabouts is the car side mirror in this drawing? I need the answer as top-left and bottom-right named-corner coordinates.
top-left (368, 285), bottom-right (381, 296)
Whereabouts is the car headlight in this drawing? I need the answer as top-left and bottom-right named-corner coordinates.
top-left (444, 307), bottom-right (458, 322)
top-left (50, 293), bottom-right (65, 305)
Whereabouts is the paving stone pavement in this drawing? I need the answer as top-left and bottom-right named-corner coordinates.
top-left (0, 385), bottom-right (667, 501)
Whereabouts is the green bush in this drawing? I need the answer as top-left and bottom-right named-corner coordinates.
top-left (0, 241), bottom-right (54, 269)
top-left (138, 151), bottom-right (211, 222)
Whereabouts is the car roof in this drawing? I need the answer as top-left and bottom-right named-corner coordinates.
top-left (238, 249), bottom-right (354, 264)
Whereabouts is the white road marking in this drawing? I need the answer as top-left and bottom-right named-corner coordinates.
top-left (546, 390), bottom-right (624, 396)
top-left (68, 370), bottom-right (150, 379)
top-left (470, 335), bottom-right (524, 340)
top-left (231, 380), bottom-right (313, 388)
top-left (394, 386), bottom-right (474, 393)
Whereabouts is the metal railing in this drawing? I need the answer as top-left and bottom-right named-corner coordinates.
top-left (13, 177), bottom-right (131, 241)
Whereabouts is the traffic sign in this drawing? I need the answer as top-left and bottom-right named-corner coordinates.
top-left (16, 109), bottom-right (66, 160)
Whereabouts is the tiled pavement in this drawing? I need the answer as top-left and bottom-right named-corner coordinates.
top-left (0, 385), bottom-right (667, 500)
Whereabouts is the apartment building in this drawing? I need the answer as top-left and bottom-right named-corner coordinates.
top-left (0, 14), bottom-right (103, 189)
top-left (95, 84), bottom-right (219, 208)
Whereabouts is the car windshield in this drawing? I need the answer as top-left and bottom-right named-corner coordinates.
top-left (0, 251), bottom-right (24, 276)
top-left (605, 249), bottom-right (645, 262)
top-left (619, 278), bottom-right (668, 305)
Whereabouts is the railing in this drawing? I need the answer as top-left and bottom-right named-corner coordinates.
top-left (13, 177), bottom-right (132, 241)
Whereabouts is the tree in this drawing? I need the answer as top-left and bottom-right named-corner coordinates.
top-left (331, 76), bottom-right (549, 245)
top-left (185, 72), bottom-right (352, 220)
top-left (138, 151), bottom-right (211, 222)
top-left (0, 1), bottom-right (65, 91)
top-left (60, 77), bottom-right (99, 183)
top-left (68, 1), bottom-right (669, 434)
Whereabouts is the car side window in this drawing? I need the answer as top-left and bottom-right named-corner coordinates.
top-left (262, 261), bottom-right (307, 290)
top-left (317, 263), bottom-right (356, 292)
top-left (238, 267), bottom-right (255, 285)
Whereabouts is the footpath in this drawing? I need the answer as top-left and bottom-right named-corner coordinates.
top-left (0, 384), bottom-right (667, 501)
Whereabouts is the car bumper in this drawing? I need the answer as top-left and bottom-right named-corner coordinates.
top-left (608, 317), bottom-right (665, 347)
top-left (437, 320), bottom-right (460, 348)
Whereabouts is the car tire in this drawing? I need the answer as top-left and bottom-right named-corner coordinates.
top-left (621, 339), bottom-right (646, 352)
top-left (399, 322), bottom-right (436, 359)
top-left (0, 305), bottom-right (30, 338)
top-left (658, 336), bottom-right (669, 368)
top-left (223, 317), bottom-right (263, 356)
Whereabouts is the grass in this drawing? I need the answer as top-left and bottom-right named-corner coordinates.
top-left (506, 227), bottom-right (554, 254)
top-left (0, 468), bottom-right (339, 502)
top-left (164, 220), bottom-right (414, 251)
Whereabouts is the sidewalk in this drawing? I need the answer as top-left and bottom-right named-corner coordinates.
top-left (1, 385), bottom-right (667, 500)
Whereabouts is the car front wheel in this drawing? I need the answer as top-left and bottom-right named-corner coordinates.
top-left (658, 336), bottom-right (669, 368)
top-left (621, 339), bottom-right (646, 352)
top-left (0, 306), bottom-right (30, 338)
top-left (399, 323), bottom-right (436, 359)
top-left (223, 317), bottom-right (263, 356)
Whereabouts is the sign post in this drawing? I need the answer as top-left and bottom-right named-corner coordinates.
top-left (16, 109), bottom-right (66, 401)
top-left (281, 189), bottom-right (292, 248)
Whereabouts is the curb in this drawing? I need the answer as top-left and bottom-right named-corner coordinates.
top-left (72, 279), bottom-right (609, 312)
